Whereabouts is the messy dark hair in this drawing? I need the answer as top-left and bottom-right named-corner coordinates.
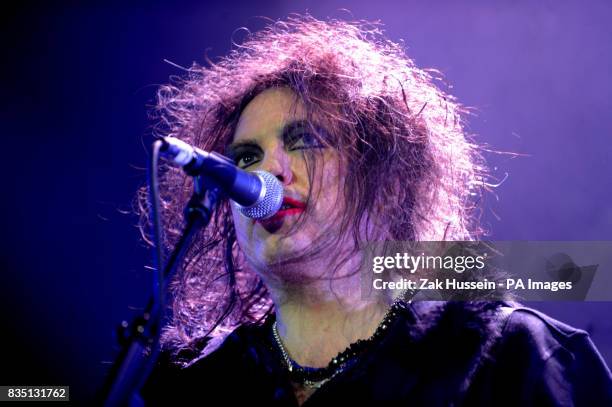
top-left (137, 15), bottom-right (489, 366)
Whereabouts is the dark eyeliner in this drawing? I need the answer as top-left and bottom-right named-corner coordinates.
top-left (283, 121), bottom-right (326, 150)
top-left (227, 143), bottom-right (262, 168)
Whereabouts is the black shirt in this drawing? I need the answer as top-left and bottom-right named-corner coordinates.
top-left (141, 302), bottom-right (612, 406)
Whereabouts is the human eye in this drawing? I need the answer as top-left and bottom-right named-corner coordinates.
top-left (285, 125), bottom-right (326, 151)
top-left (229, 145), bottom-right (262, 169)
top-left (289, 132), bottom-right (324, 150)
top-left (236, 152), bottom-right (259, 168)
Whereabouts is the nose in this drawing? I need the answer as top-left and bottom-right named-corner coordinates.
top-left (260, 144), bottom-right (293, 185)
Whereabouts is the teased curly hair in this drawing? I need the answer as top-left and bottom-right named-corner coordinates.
top-left (137, 15), bottom-right (489, 366)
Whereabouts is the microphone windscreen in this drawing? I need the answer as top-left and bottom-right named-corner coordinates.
top-left (236, 171), bottom-right (283, 219)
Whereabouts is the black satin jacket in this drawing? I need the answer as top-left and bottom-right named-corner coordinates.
top-left (141, 302), bottom-right (612, 406)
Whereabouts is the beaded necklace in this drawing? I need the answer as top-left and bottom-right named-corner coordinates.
top-left (271, 299), bottom-right (406, 389)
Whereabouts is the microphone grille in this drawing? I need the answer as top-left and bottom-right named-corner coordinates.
top-left (237, 171), bottom-right (283, 219)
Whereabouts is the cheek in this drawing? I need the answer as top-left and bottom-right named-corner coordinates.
top-left (313, 159), bottom-right (345, 214)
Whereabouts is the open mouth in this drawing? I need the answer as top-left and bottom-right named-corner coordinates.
top-left (277, 196), bottom-right (306, 212)
top-left (255, 196), bottom-right (306, 232)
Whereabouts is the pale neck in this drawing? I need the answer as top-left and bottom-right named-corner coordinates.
top-left (272, 290), bottom-right (391, 368)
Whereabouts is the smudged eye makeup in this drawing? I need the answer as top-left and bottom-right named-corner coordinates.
top-left (230, 143), bottom-right (262, 169)
top-left (227, 120), bottom-right (327, 169)
top-left (284, 121), bottom-right (326, 151)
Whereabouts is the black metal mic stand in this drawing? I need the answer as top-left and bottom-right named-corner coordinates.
top-left (101, 176), bottom-right (221, 407)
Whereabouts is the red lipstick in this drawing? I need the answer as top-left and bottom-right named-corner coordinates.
top-left (256, 196), bottom-right (306, 229)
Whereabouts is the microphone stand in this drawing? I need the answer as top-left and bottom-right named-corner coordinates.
top-left (101, 176), bottom-right (221, 407)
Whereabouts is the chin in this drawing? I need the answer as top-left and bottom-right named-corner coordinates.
top-left (251, 235), bottom-right (311, 268)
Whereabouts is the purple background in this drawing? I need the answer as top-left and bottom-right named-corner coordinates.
top-left (2, 0), bottom-right (611, 402)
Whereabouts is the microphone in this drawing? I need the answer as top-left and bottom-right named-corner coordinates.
top-left (159, 136), bottom-right (283, 219)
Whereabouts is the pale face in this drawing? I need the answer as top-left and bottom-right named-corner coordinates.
top-left (228, 87), bottom-right (345, 278)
